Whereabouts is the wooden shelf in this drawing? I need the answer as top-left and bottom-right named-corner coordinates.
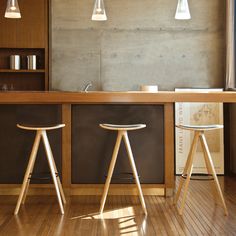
top-left (0, 69), bottom-right (45, 73)
top-left (0, 0), bottom-right (49, 91)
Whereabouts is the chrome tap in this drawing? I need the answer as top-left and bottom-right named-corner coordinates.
top-left (83, 82), bottom-right (92, 92)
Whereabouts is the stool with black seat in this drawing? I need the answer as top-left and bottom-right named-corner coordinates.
top-left (174, 124), bottom-right (228, 216)
top-left (99, 123), bottom-right (147, 215)
top-left (14, 124), bottom-right (66, 215)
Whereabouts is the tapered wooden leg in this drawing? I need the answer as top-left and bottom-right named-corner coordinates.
top-left (179, 132), bottom-right (199, 215)
top-left (42, 131), bottom-right (64, 215)
top-left (174, 131), bottom-right (199, 205)
top-left (21, 178), bottom-right (30, 204)
top-left (22, 166), bottom-right (34, 204)
top-left (199, 134), bottom-right (218, 204)
top-left (22, 138), bottom-right (39, 204)
top-left (14, 131), bottom-right (41, 215)
top-left (100, 131), bottom-right (122, 214)
top-left (200, 133), bottom-right (228, 216)
top-left (49, 145), bottom-right (66, 204)
top-left (123, 131), bottom-right (147, 215)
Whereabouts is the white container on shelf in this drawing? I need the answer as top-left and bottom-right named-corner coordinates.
top-left (10, 55), bottom-right (20, 70)
top-left (140, 85), bottom-right (158, 92)
top-left (27, 55), bottom-right (37, 70)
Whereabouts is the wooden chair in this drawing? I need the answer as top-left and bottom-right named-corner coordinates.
top-left (99, 123), bottom-right (147, 215)
top-left (174, 124), bottom-right (228, 216)
top-left (14, 124), bottom-right (66, 215)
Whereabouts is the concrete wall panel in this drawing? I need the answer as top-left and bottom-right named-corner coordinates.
top-left (101, 30), bottom-right (225, 91)
top-left (51, 0), bottom-right (225, 91)
top-left (52, 0), bottom-right (224, 31)
top-left (52, 29), bottom-right (101, 91)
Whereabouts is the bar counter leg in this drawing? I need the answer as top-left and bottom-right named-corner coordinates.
top-left (164, 103), bottom-right (174, 197)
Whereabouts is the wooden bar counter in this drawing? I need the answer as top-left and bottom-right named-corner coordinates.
top-left (0, 91), bottom-right (235, 197)
top-left (0, 91), bottom-right (236, 104)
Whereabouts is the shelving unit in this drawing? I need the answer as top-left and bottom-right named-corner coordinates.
top-left (0, 69), bottom-right (45, 73)
top-left (0, 0), bottom-right (49, 91)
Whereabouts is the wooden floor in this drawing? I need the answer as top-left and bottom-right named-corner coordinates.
top-left (0, 176), bottom-right (236, 236)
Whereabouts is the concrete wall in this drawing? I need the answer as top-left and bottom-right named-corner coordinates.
top-left (51, 0), bottom-right (226, 91)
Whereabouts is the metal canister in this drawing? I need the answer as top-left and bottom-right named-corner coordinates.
top-left (27, 55), bottom-right (37, 70)
top-left (10, 55), bottom-right (20, 70)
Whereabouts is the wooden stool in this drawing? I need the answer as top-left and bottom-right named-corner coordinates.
top-left (99, 124), bottom-right (147, 215)
top-left (14, 124), bottom-right (66, 215)
top-left (174, 124), bottom-right (228, 216)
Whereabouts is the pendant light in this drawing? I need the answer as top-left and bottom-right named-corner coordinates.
top-left (92, 0), bottom-right (107, 21)
top-left (175, 0), bottom-right (191, 20)
top-left (5, 0), bottom-right (21, 18)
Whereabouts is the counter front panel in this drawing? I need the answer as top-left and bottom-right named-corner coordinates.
top-left (72, 105), bottom-right (164, 184)
top-left (0, 105), bottom-right (62, 184)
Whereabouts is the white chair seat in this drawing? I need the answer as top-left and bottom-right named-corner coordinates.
top-left (176, 124), bottom-right (223, 131)
top-left (100, 123), bottom-right (146, 131)
top-left (17, 123), bottom-right (65, 131)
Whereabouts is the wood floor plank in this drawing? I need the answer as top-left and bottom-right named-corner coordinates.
top-left (0, 176), bottom-right (236, 235)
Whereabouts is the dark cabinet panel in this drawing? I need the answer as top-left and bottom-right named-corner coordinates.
top-left (72, 105), bottom-right (164, 184)
top-left (0, 0), bottom-right (47, 48)
top-left (230, 104), bottom-right (236, 174)
top-left (0, 105), bottom-right (62, 183)
top-left (0, 0), bottom-right (49, 90)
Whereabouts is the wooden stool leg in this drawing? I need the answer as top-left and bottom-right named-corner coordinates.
top-left (179, 132), bottom-right (199, 215)
top-left (174, 131), bottom-right (199, 205)
top-left (14, 131), bottom-right (41, 215)
top-left (42, 131), bottom-right (64, 215)
top-left (22, 141), bottom-right (39, 205)
top-left (22, 162), bottom-right (35, 204)
top-left (123, 131), bottom-right (147, 215)
top-left (49, 146), bottom-right (66, 204)
top-left (200, 134), bottom-right (228, 216)
top-left (199, 134), bottom-right (218, 204)
top-left (100, 131), bottom-right (122, 214)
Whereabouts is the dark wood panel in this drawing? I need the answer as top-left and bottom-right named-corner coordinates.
top-left (0, 74), bottom-right (45, 91)
top-left (62, 104), bottom-right (72, 187)
top-left (0, 0), bottom-right (49, 91)
top-left (0, 48), bottom-right (45, 70)
top-left (224, 104), bottom-right (231, 175)
top-left (72, 105), bottom-right (164, 184)
top-left (0, 105), bottom-right (62, 184)
top-left (0, 0), bottom-right (47, 48)
top-left (229, 104), bottom-right (236, 174)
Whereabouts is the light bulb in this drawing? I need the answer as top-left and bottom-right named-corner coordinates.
top-left (175, 0), bottom-right (191, 20)
top-left (5, 0), bottom-right (21, 19)
top-left (92, 0), bottom-right (107, 21)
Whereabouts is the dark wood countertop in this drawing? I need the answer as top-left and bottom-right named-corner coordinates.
top-left (0, 91), bottom-right (236, 104)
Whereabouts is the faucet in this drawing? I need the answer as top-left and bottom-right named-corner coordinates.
top-left (82, 82), bottom-right (92, 92)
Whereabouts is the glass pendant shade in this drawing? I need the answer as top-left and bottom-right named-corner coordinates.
top-left (5, 0), bottom-right (21, 18)
top-left (175, 0), bottom-right (191, 20)
top-left (92, 0), bottom-right (107, 21)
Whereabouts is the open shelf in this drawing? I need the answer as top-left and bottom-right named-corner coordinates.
top-left (0, 69), bottom-right (45, 73)
top-left (0, 0), bottom-right (49, 91)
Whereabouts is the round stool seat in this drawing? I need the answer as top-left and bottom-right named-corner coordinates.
top-left (176, 124), bottom-right (223, 131)
top-left (17, 123), bottom-right (65, 131)
top-left (100, 123), bottom-right (146, 131)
